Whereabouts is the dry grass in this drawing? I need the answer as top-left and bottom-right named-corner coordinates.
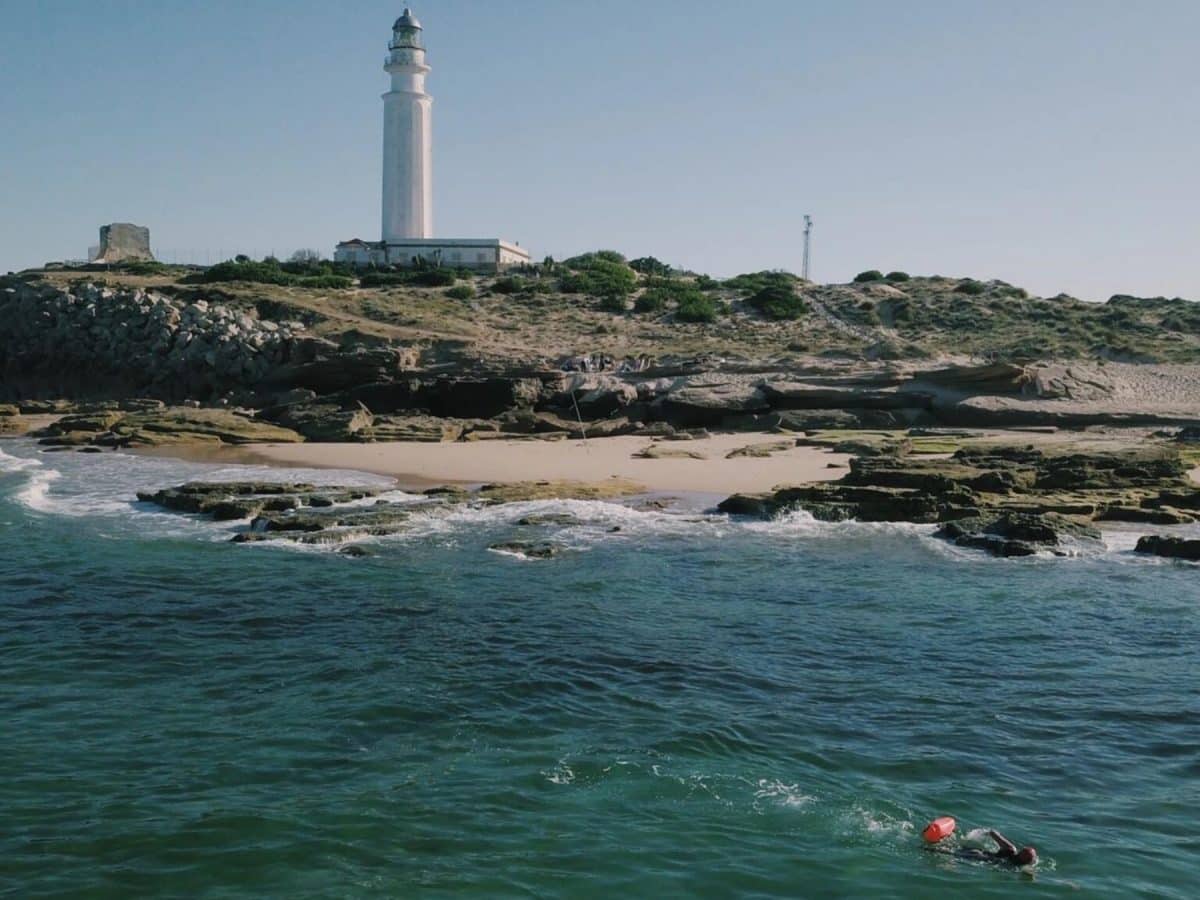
top-left (34, 269), bottom-right (1200, 366)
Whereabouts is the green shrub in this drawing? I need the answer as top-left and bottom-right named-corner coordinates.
top-left (116, 260), bottom-right (171, 276)
top-left (633, 279), bottom-right (701, 313)
top-left (589, 260), bottom-right (637, 298)
top-left (600, 294), bottom-right (629, 313)
top-left (885, 271), bottom-right (910, 282)
top-left (676, 294), bottom-right (720, 323)
top-left (446, 284), bottom-right (476, 301)
top-left (634, 291), bottom-right (667, 313)
top-left (558, 272), bottom-right (589, 293)
top-left (564, 250), bottom-right (627, 269)
top-left (724, 270), bottom-right (797, 294)
top-left (882, 297), bottom-right (913, 323)
top-left (556, 256), bottom-right (637, 300)
top-left (201, 259), bottom-right (294, 286)
top-left (1101, 308), bottom-right (1140, 328)
top-left (645, 278), bottom-right (694, 299)
top-left (745, 284), bottom-right (808, 320)
top-left (409, 269), bottom-right (456, 287)
top-left (853, 270), bottom-right (884, 283)
top-left (296, 275), bottom-right (352, 289)
top-left (629, 256), bottom-right (671, 276)
top-left (956, 279), bottom-right (986, 295)
top-left (359, 272), bottom-right (410, 287)
top-left (281, 260), bottom-right (328, 276)
top-left (492, 276), bottom-right (525, 295)
top-left (694, 274), bottom-right (720, 291)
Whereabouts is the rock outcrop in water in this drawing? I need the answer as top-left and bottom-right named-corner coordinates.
top-left (1135, 535), bottom-right (1200, 561)
top-left (137, 478), bottom-right (644, 548)
top-left (720, 446), bottom-right (1200, 557)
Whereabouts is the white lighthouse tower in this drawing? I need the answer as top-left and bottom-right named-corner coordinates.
top-left (335, 11), bottom-right (530, 271)
top-left (382, 8), bottom-right (433, 241)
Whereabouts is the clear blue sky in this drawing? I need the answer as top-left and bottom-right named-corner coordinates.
top-left (2, 0), bottom-right (1197, 300)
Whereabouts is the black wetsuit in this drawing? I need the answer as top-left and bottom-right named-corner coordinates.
top-left (953, 847), bottom-right (1019, 866)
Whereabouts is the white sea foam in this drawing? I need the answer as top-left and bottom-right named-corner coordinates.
top-left (368, 496), bottom-right (727, 548)
top-left (1, 444), bottom-right (67, 514)
top-left (849, 806), bottom-right (915, 840)
top-left (753, 779), bottom-right (815, 809)
top-left (14, 466), bottom-right (61, 512)
top-left (542, 760), bottom-right (576, 785)
top-left (0, 446), bottom-right (43, 474)
top-left (961, 827), bottom-right (993, 848)
top-left (744, 508), bottom-right (938, 541)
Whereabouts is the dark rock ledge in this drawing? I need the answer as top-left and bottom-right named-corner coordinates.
top-left (137, 479), bottom-right (643, 549)
top-left (1135, 536), bottom-right (1200, 562)
top-left (719, 446), bottom-right (1200, 557)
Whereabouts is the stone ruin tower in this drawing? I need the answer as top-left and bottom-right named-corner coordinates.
top-left (95, 223), bottom-right (154, 264)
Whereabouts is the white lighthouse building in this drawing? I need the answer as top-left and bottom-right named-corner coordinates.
top-left (382, 8), bottom-right (432, 242)
top-left (336, 9), bottom-right (531, 272)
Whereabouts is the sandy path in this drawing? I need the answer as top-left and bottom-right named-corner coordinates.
top-left (153, 433), bottom-right (851, 495)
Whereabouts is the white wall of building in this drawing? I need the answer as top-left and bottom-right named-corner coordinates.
top-left (335, 240), bottom-right (530, 272)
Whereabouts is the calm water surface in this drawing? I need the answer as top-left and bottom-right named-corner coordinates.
top-left (1, 440), bottom-right (1197, 898)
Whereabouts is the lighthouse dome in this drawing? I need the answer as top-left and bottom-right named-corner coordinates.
top-left (394, 8), bottom-right (422, 30)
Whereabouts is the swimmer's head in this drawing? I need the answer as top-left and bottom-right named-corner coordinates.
top-left (1015, 847), bottom-right (1038, 867)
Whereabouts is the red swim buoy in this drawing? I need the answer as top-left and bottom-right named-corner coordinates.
top-left (922, 816), bottom-right (956, 843)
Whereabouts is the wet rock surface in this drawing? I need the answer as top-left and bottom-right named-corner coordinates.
top-left (34, 408), bottom-right (304, 448)
top-left (725, 440), bottom-right (796, 459)
top-left (488, 541), bottom-right (565, 560)
top-left (138, 478), bottom-right (645, 549)
top-left (720, 445), bottom-right (1200, 557)
top-left (1135, 535), bottom-right (1200, 561)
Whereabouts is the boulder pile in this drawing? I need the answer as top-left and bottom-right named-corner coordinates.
top-left (0, 281), bottom-right (310, 400)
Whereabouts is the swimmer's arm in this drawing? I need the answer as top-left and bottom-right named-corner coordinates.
top-left (989, 831), bottom-right (1018, 856)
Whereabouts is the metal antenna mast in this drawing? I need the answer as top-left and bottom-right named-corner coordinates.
top-left (802, 215), bottom-right (813, 281)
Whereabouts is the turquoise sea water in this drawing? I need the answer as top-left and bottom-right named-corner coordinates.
top-left (1, 439), bottom-right (1198, 899)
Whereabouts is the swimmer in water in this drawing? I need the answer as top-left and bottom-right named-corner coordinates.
top-left (948, 830), bottom-right (1038, 868)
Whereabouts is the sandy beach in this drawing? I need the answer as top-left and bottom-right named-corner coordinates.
top-left (138, 433), bottom-right (852, 494)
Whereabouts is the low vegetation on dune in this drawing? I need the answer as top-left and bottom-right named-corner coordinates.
top-left (18, 254), bottom-right (1200, 364)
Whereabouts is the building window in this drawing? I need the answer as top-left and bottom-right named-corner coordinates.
top-left (451, 251), bottom-right (461, 262)
top-left (477, 253), bottom-right (487, 262)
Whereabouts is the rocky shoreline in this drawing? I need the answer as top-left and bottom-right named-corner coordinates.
top-left (721, 444), bottom-right (1200, 558)
top-left (6, 276), bottom-right (1200, 563)
top-left (129, 441), bottom-right (1200, 563)
top-left (6, 280), bottom-right (1200, 453)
